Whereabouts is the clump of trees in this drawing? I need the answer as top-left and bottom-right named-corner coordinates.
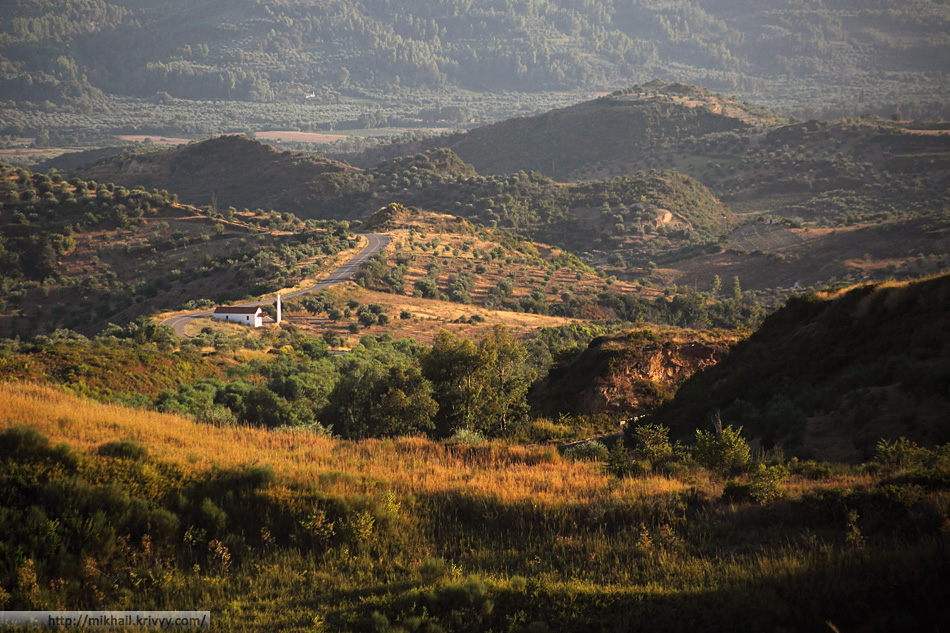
top-left (156, 325), bottom-right (535, 440)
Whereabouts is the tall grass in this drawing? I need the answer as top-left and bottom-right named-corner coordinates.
top-left (1, 380), bottom-right (947, 632)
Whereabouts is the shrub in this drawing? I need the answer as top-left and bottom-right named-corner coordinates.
top-left (873, 437), bottom-right (929, 471)
top-left (449, 428), bottom-right (486, 445)
top-left (195, 406), bottom-right (238, 427)
top-left (722, 463), bottom-right (787, 504)
top-left (604, 441), bottom-right (645, 478)
top-left (564, 440), bottom-right (609, 462)
top-left (693, 424), bottom-right (751, 475)
top-left (0, 425), bottom-right (51, 458)
top-left (418, 558), bottom-right (449, 585)
top-left (97, 439), bottom-right (149, 461)
top-left (722, 480), bottom-right (754, 503)
top-left (792, 460), bottom-right (834, 480)
top-left (748, 463), bottom-right (787, 503)
top-left (630, 423), bottom-right (674, 468)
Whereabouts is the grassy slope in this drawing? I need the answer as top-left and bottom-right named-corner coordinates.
top-left (650, 275), bottom-right (950, 461)
top-left (0, 341), bottom-right (230, 403)
top-left (1, 381), bottom-right (948, 631)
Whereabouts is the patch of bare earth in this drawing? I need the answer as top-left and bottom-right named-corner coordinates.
top-left (254, 131), bottom-right (348, 143)
top-left (117, 135), bottom-right (191, 145)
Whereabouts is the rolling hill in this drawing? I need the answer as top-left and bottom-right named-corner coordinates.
top-left (73, 135), bottom-right (362, 216)
top-left (0, 162), bottom-right (359, 337)
top-left (342, 81), bottom-right (778, 181)
top-left (647, 274), bottom-right (950, 462)
top-left (72, 135), bottom-right (739, 257)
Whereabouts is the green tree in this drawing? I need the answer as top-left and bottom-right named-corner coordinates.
top-left (322, 361), bottom-right (436, 438)
top-left (422, 330), bottom-right (483, 436)
top-left (475, 325), bottom-right (534, 435)
top-left (694, 420), bottom-right (750, 475)
top-left (731, 276), bottom-right (742, 303)
top-left (422, 327), bottom-right (533, 437)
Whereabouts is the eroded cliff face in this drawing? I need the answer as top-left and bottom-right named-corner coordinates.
top-left (535, 328), bottom-right (741, 416)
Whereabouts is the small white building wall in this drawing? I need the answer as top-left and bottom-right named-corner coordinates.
top-left (212, 311), bottom-right (263, 327)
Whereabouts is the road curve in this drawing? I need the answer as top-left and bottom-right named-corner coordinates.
top-left (162, 233), bottom-right (391, 338)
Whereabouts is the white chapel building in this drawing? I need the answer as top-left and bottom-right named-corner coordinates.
top-left (211, 295), bottom-right (282, 328)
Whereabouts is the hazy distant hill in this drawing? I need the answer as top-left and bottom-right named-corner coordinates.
top-left (74, 135), bottom-right (738, 258)
top-left (76, 135), bottom-right (361, 215)
top-left (649, 275), bottom-right (950, 462)
top-left (2, 0), bottom-right (949, 120)
top-left (342, 82), bottom-right (777, 180)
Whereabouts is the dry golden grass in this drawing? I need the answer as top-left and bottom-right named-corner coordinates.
top-left (0, 381), bottom-right (697, 507)
top-left (116, 135), bottom-right (191, 145)
top-left (283, 284), bottom-right (583, 345)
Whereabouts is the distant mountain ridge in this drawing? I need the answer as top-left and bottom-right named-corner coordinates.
top-left (2, 0), bottom-right (949, 120)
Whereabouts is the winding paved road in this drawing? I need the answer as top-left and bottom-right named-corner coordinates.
top-left (162, 233), bottom-right (390, 338)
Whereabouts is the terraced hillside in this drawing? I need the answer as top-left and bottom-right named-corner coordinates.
top-left (0, 163), bottom-right (359, 337)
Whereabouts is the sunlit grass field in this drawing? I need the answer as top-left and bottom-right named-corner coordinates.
top-left (1, 381), bottom-right (947, 632)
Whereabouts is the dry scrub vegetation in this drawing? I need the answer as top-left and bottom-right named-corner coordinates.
top-left (1, 380), bottom-right (948, 632)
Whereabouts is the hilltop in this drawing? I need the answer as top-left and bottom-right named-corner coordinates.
top-left (648, 274), bottom-right (950, 462)
top-left (342, 82), bottom-right (777, 180)
top-left (75, 135), bottom-right (361, 217)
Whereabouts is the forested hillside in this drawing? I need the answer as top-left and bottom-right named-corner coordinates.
top-left (2, 0), bottom-right (950, 145)
top-left (73, 136), bottom-right (738, 262)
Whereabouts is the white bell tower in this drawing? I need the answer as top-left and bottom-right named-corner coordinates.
top-left (276, 293), bottom-right (282, 324)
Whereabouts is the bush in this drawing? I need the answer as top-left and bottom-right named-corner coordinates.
top-left (630, 423), bottom-right (674, 469)
top-left (604, 441), bottom-right (647, 478)
top-left (564, 440), bottom-right (609, 462)
top-left (418, 558), bottom-right (449, 585)
top-left (722, 463), bottom-right (788, 504)
top-left (693, 423), bottom-right (750, 475)
top-left (873, 437), bottom-right (929, 471)
top-left (449, 428), bottom-right (486, 445)
top-left (0, 425), bottom-right (51, 458)
top-left (97, 439), bottom-right (149, 460)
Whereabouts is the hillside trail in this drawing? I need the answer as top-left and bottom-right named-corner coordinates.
top-left (161, 233), bottom-right (390, 338)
